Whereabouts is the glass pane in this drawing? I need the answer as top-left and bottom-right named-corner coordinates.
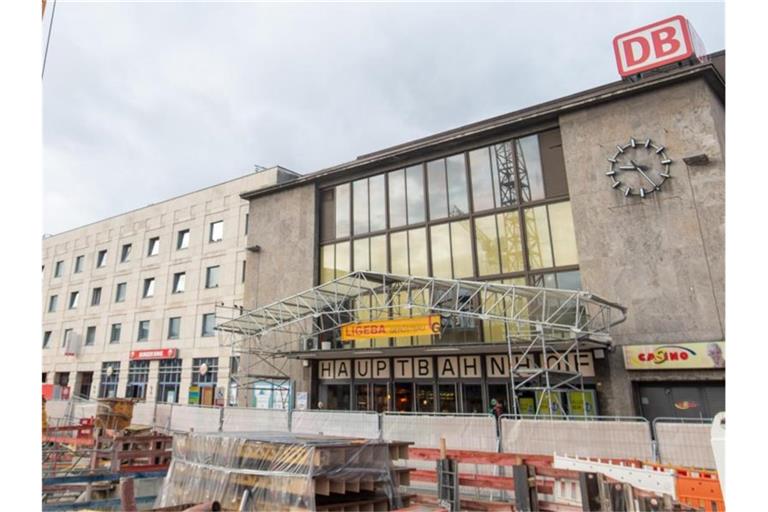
top-left (370, 235), bottom-right (387, 272)
top-left (462, 384), bottom-right (484, 414)
top-left (369, 175), bottom-right (387, 232)
top-left (556, 270), bottom-right (581, 290)
top-left (548, 201), bottom-right (579, 266)
top-left (450, 220), bottom-right (473, 278)
top-left (327, 385), bottom-right (351, 410)
top-left (393, 291), bottom-right (412, 347)
top-left (394, 382), bottom-right (413, 412)
top-left (475, 215), bottom-right (500, 276)
top-left (446, 154), bottom-right (469, 216)
top-left (408, 228), bottom-right (428, 277)
top-left (353, 238), bottom-right (369, 271)
top-left (493, 142), bottom-right (518, 207)
top-left (427, 159), bottom-right (448, 220)
top-left (470, 146), bottom-right (495, 212)
top-left (482, 289), bottom-right (507, 343)
top-left (390, 231), bottom-right (408, 275)
top-left (430, 223), bottom-right (452, 279)
top-left (525, 206), bottom-right (554, 269)
top-left (335, 241), bottom-right (350, 277)
top-left (438, 384), bottom-right (457, 413)
top-left (388, 169), bottom-right (407, 228)
top-left (416, 384), bottom-right (435, 412)
top-left (405, 165), bottom-right (425, 224)
top-left (517, 135), bottom-right (545, 202)
top-left (335, 183), bottom-right (350, 238)
top-left (355, 384), bottom-right (369, 411)
top-left (352, 179), bottom-right (369, 235)
top-left (487, 384), bottom-right (509, 412)
top-left (373, 384), bottom-right (389, 413)
top-left (498, 211), bottom-right (524, 273)
top-left (320, 245), bottom-right (334, 283)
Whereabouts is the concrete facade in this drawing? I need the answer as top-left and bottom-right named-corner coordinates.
top-left (42, 167), bottom-right (297, 404)
top-left (559, 77), bottom-right (725, 415)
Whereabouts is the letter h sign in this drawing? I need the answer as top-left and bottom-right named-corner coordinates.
top-left (613, 15), bottom-right (703, 78)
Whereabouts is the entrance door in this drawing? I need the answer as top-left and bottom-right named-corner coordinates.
top-left (394, 382), bottom-right (413, 412)
top-left (372, 383), bottom-right (389, 412)
top-left (201, 386), bottom-right (215, 406)
top-left (637, 382), bottom-right (725, 421)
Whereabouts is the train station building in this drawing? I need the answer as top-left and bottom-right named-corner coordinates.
top-left (230, 49), bottom-right (725, 420)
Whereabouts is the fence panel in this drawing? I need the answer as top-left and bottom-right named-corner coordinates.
top-left (45, 400), bottom-right (70, 420)
top-left (655, 421), bottom-right (716, 469)
top-left (154, 403), bottom-right (173, 432)
top-left (501, 418), bottom-right (653, 461)
top-left (223, 407), bottom-right (290, 432)
top-left (291, 410), bottom-right (380, 439)
top-left (131, 402), bottom-right (155, 426)
top-left (169, 405), bottom-right (221, 433)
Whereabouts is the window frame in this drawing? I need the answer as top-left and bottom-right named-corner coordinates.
top-left (142, 277), bottom-right (155, 298)
top-left (109, 323), bottom-right (122, 344)
top-left (167, 316), bottom-right (181, 340)
top-left (205, 265), bottom-right (220, 289)
top-left (85, 325), bottom-right (96, 346)
top-left (201, 313), bottom-right (216, 337)
top-left (136, 320), bottom-right (150, 342)
top-left (172, 272), bottom-right (186, 294)
top-left (209, 220), bottom-right (223, 243)
top-left (120, 243), bottom-right (132, 263)
top-left (147, 237), bottom-right (160, 257)
top-left (91, 287), bottom-right (102, 306)
top-left (74, 255), bottom-right (84, 274)
top-left (177, 229), bottom-right (190, 250)
top-left (115, 282), bottom-right (127, 303)
top-left (96, 249), bottom-right (108, 268)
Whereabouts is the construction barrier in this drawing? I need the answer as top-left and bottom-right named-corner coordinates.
top-left (382, 412), bottom-right (498, 450)
top-left (501, 416), bottom-right (654, 461)
top-left (291, 410), bottom-right (380, 439)
top-left (222, 407), bottom-right (290, 432)
top-left (169, 404), bottom-right (221, 433)
top-left (654, 419), bottom-right (717, 469)
top-left (45, 400), bottom-right (70, 420)
top-left (131, 402), bottom-right (155, 426)
top-left (154, 403), bottom-right (173, 432)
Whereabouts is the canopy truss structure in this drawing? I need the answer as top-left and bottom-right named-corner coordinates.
top-left (217, 271), bottom-right (627, 417)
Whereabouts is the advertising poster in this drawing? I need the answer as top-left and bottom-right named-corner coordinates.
top-left (188, 385), bottom-right (200, 405)
top-left (623, 342), bottom-right (725, 370)
top-left (567, 390), bottom-right (597, 417)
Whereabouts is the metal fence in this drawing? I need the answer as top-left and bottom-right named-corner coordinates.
top-left (45, 400), bottom-right (719, 469)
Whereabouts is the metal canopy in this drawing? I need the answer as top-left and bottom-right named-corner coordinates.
top-left (217, 271), bottom-right (627, 417)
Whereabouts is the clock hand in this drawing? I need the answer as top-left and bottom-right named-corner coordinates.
top-left (629, 160), bottom-right (659, 188)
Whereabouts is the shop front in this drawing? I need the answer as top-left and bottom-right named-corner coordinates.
top-left (623, 342), bottom-right (725, 421)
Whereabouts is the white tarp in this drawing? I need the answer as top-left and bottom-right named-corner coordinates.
top-left (656, 422), bottom-right (716, 469)
top-left (169, 405), bottom-right (221, 433)
top-left (223, 407), bottom-right (289, 432)
top-left (154, 404), bottom-right (173, 432)
top-left (45, 400), bottom-right (70, 420)
top-left (382, 413), bottom-right (498, 451)
top-left (291, 410), bottom-right (380, 439)
top-left (502, 419), bottom-right (653, 461)
top-left (131, 402), bottom-right (155, 426)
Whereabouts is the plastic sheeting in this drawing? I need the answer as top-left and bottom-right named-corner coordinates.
top-left (655, 422), bottom-right (716, 469)
top-left (292, 411), bottom-right (380, 439)
top-left (223, 408), bottom-right (290, 432)
top-left (154, 431), bottom-right (402, 511)
top-left (502, 419), bottom-right (653, 461)
top-left (170, 405), bottom-right (221, 433)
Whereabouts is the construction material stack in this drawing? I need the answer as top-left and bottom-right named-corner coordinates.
top-left (154, 432), bottom-right (412, 511)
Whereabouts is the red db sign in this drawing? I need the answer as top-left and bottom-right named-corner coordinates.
top-left (613, 15), bottom-right (703, 77)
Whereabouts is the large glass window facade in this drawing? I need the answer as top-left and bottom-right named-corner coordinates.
top-left (125, 360), bottom-right (150, 400)
top-left (98, 362), bottom-right (120, 398)
top-left (317, 128), bottom-right (577, 346)
top-left (157, 359), bottom-right (182, 403)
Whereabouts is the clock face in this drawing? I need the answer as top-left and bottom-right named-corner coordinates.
top-left (606, 138), bottom-right (672, 198)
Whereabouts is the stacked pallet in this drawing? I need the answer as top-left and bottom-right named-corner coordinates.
top-left (154, 432), bottom-right (412, 511)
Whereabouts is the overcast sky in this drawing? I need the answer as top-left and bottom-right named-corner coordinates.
top-left (42, 1), bottom-right (724, 234)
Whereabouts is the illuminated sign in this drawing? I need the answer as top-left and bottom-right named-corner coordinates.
top-left (613, 15), bottom-right (705, 78)
top-left (340, 315), bottom-right (441, 341)
top-left (130, 348), bottom-right (178, 361)
top-left (623, 342), bottom-right (725, 370)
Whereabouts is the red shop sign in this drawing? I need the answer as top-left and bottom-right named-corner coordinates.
top-left (130, 348), bottom-right (178, 360)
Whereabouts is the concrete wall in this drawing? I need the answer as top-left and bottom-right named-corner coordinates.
top-left (241, 183), bottom-right (317, 399)
top-left (559, 78), bottom-right (725, 415)
top-left (42, 168), bottom-right (295, 404)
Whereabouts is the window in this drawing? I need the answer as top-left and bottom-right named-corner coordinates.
top-left (352, 235), bottom-right (387, 272)
top-left (474, 212), bottom-right (524, 276)
top-left (525, 201), bottom-right (578, 270)
top-left (336, 183), bottom-right (350, 238)
top-left (42, 372), bottom-right (47, 383)
top-left (205, 266), bottom-right (220, 288)
top-left (157, 359), bottom-right (182, 403)
top-left (48, 294), bottom-right (58, 312)
top-left (125, 361), bottom-right (149, 400)
top-left (62, 328), bottom-right (73, 347)
top-left (96, 249), bottom-right (108, 268)
top-left (201, 313), bottom-right (216, 337)
top-left (54, 260), bottom-right (64, 278)
top-left (320, 241), bottom-right (350, 283)
top-left (209, 221), bottom-right (223, 242)
top-left (91, 287), bottom-right (102, 306)
top-left (427, 154), bottom-right (469, 220)
top-left (352, 175), bottom-right (386, 235)
top-left (192, 357), bottom-right (218, 385)
top-left (389, 228), bottom-right (427, 277)
top-left (98, 362), bottom-right (120, 398)
top-left (115, 282), bottom-right (127, 303)
top-left (168, 317), bottom-right (181, 339)
top-left (85, 326), bottom-right (96, 346)
top-left (120, 243), bottom-right (132, 263)
top-left (137, 320), bottom-right (150, 341)
top-left (74, 255), bottom-right (84, 274)
top-left (109, 323), bottom-right (122, 343)
top-left (147, 237), bottom-right (159, 256)
top-left (429, 220), bottom-right (473, 279)
top-left (68, 291), bottom-right (79, 309)
top-left (43, 331), bottom-right (52, 348)
top-left (142, 277), bottom-right (155, 298)
top-left (177, 229), bottom-right (190, 250)
top-left (172, 272), bottom-right (186, 293)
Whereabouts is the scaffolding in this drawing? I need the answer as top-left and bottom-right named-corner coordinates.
top-left (217, 272), bottom-right (626, 417)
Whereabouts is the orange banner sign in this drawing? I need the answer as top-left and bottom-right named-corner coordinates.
top-left (341, 315), bottom-right (441, 341)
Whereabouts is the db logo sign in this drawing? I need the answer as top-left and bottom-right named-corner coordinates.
top-left (613, 15), bottom-right (703, 77)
